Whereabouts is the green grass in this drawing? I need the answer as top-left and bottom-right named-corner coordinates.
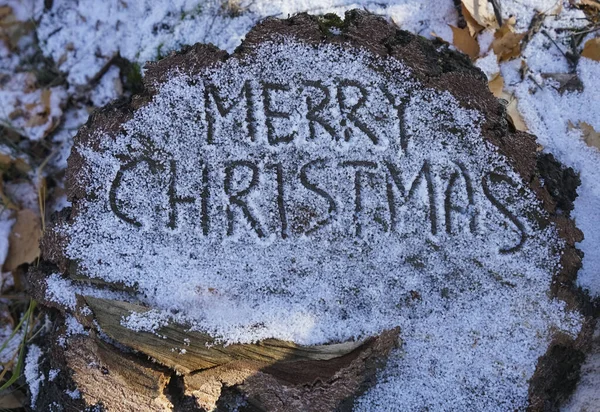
top-left (0, 299), bottom-right (37, 391)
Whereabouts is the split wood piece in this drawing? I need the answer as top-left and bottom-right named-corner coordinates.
top-left (85, 296), bottom-right (381, 375)
top-left (65, 335), bottom-right (173, 411)
top-left (86, 296), bottom-right (400, 410)
top-left (183, 327), bottom-right (400, 411)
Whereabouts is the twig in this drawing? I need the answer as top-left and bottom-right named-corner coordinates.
top-left (453, 0), bottom-right (467, 29)
top-left (541, 29), bottom-right (579, 70)
top-left (521, 12), bottom-right (546, 51)
top-left (490, 0), bottom-right (503, 27)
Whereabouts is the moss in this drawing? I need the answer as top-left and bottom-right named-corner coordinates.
top-left (529, 344), bottom-right (586, 410)
top-left (537, 153), bottom-right (581, 216)
top-left (115, 59), bottom-right (144, 95)
top-left (156, 43), bottom-right (166, 60)
top-left (318, 13), bottom-right (346, 35)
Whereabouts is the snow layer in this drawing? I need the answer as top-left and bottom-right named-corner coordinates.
top-left (0, 211), bottom-right (16, 267)
top-left (24, 344), bottom-right (43, 409)
top-left (501, 6), bottom-right (600, 295)
top-left (33, 1), bottom-right (600, 298)
top-left (562, 322), bottom-right (600, 411)
top-left (63, 40), bottom-right (581, 410)
top-left (37, 0), bottom-right (456, 85)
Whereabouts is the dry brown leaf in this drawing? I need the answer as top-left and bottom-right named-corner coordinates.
top-left (461, 0), bottom-right (498, 28)
top-left (540, 73), bottom-right (584, 94)
top-left (3, 209), bottom-right (41, 271)
top-left (492, 24), bottom-right (526, 62)
top-left (487, 73), bottom-right (528, 131)
top-left (25, 89), bottom-right (52, 128)
top-left (0, 391), bottom-right (24, 409)
top-left (450, 25), bottom-right (480, 59)
top-left (0, 6), bottom-right (12, 21)
top-left (580, 122), bottom-right (600, 150)
top-left (0, 178), bottom-right (19, 212)
top-left (462, 4), bottom-right (485, 36)
top-left (579, 0), bottom-right (600, 10)
top-left (0, 6), bottom-right (34, 51)
top-left (581, 38), bottom-right (600, 61)
top-left (0, 153), bottom-right (12, 169)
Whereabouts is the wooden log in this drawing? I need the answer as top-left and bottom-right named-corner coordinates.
top-left (28, 9), bottom-right (593, 412)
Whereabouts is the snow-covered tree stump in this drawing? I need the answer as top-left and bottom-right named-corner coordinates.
top-left (28, 10), bottom-right (593, 412)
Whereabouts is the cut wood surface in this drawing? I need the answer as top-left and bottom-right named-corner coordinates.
top-left (85, 296), bottom-right (370, 374)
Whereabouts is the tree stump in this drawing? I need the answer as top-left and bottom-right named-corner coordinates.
top-left (27, 10), bottom-right (593, 412)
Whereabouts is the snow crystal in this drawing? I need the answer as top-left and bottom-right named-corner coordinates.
top-left (475, 51), bottom-right (499, 79)
top-left (36, 0), bottom-right (457, 85)
top-left (63, 40), bottom-right (581, 410)
top-left (0, 211), bottom-right (15, 268)
top-left (25, 344), bottom-right (43, 409)
top-left (48, 368), bottom-right (60, 382)
top-left (65, 388), bottom-right (81, 399)
top-left (45, 273), bottom-right (131, 311)
top-left (503, 50), bottom-right (600, 296)
top-left (65, 314), bottom-right (88, 337)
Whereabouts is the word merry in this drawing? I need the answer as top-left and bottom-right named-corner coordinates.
top-left (199, 78), bottom-right (409, 148)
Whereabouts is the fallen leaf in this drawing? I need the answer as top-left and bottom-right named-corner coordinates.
top-left (0, 177), bottom-right (19, 211)
top-left (461, 0), bottom-right (498, 28)
top-left (0, 391), bottom-right (23, 409)
top-left (25, 89), bottom-right (52, 128)
top-left (581, 37), bottom-right (600, 61)
top-left (487, 73), bottom-right (528, 131)
top-left (450, 25), bottom-right (480, 59)
top-left (492, 24), bottom-right (526, 62)
top-left (580, 122), bottom-right (600, 150)
top-left (541, 73), bottom-right (584, 94)
top-left (462, 4), bottom-right (485, 36)
top-left (0, 153), bottom-right (12, 169)
top-left (579, 0), bottom-right (600, 10)
top-left (3, 209), bottom-right (41, 272)
top-left (0, 6), bottom-right (11, 21)
top-left (488, 73), bottom-right (504, 97)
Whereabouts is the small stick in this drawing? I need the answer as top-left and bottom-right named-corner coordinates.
top-left (490, 0), bottom-right (503, 26)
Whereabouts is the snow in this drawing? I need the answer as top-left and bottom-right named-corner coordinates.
top-left (0, 323), bottom-right (23, 369)
top-left (0, 0), bottom-right (598, 409)
top-left (64, 39), bottom-right (581, 410)
top-left (36, 0), bottom-right (457, 85)
top-left (500, 10), bottom-right (600, 294)
top-left (65, 388), bottom-right (81, 399)
top-left (24, 344), bottom-right (43, 409)
top-left (475, 51), bottom-right (499, 79)
top-left (90, 66), bottom-right (123, 107)
top-left (45, 273), bottom-right (131, 311)
top-left (0, 72), bottom-right (67, 141)
top-left (0, 211), bottom-right (16, 268)
top-left (65, 314), bottom-right (88, 337)
top-left (562, 322), bottom-right (600, 411)
top-left (48, 368), bottom-right (60, 381)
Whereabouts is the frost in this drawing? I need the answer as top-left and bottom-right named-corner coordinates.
top-left (36, 0), bottom-right (457, 85)
top-left (64, 40), bottom-right (581, 410)
top-left (48, 368), bottom-right (60, 382)
top-left (0, 211), bottom-right (15, 268)
top-left (65, 388), bottom-right (81, 399)
top-left (65, 314), bottom-right (88, 337)
top-left (25, 344), bottom-right (43, 409)
top-left (45, 272), bottom-right (132, 311)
